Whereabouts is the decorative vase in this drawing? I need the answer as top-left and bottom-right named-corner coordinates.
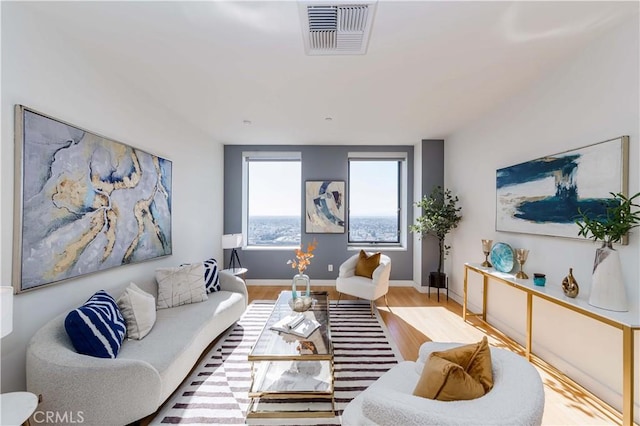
top-left (533, 273), bottom-right (546, 286)
top-left (292, 273), bottom-right (310, 299)
top-left (562, 268), bottom-right (579, 298)
top-left (589, 243), bottom-right (628, 312)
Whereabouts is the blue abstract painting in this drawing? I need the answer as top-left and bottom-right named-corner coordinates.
top-left (496, 137), bottom-right (627, 239)
top-left (305, 180), bottom-right (345, 233)
top-left (15, 106), bottom-right (172, 292)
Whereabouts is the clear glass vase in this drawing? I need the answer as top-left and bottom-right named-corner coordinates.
top-left (292, 273), bottom-right (310, 299)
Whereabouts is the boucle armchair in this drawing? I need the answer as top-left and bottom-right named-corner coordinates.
top-left (342, 341), bottom-right (545, 426)
top-left (336, 252), bottom-right (391, 316)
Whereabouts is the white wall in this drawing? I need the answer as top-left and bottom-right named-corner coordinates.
top-left (445, 16), bottom-right (640, 418)
top-left (0, 4), bottom-right (223, 391)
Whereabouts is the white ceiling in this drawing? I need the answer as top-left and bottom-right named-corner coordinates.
top-left (17, 1), bottom-right (640, 145)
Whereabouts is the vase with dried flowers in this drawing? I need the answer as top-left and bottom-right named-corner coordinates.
top-left (287, 239), bottom-right (318, 299)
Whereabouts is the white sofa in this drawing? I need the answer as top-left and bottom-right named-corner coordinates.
top-left (26, 270), bottom-right (247, 426)
top-left (342, 341), bottom-right (545, 426)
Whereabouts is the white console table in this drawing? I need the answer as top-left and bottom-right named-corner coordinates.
top-left (463, 263), bottom-right (639, 426)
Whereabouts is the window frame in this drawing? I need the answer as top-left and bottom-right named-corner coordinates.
top-left (347, 152), bottom-right (408, 249)
top-left (242, 152), bottom-right (302, 249)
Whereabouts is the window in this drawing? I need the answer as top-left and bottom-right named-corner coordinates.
top-left (243, 153), bottom-right (301, 247)
top-left (348, 154), bottom-right (406, 245)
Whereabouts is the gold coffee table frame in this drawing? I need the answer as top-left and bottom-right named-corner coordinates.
top-left (247, 291), bottom-right (334, 419)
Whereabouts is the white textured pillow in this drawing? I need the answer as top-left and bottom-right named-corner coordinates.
top-left (117, 282), bottom-right (156, 340)
top-left (156, 263), bottom-right (208, 309)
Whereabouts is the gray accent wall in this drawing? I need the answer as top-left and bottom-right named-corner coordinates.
top-left (224, 145), bottom-right (417, 280)
top-left (420, 139), bottom-right (445, 285)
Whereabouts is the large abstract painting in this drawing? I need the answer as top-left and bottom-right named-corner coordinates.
top-left (14, 105), bottom-right (172, 292)
top-left (305, 180), bottom-right (345, 233)
top-left (496, 136), bottom-right (628, 240)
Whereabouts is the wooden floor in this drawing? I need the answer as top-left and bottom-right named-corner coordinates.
top-left (249, 285), bottom-right (630, 426)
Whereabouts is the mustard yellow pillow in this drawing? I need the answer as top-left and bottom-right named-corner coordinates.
top-left (355, 250), bottom-right (381, 278)
top-left (413, 337), bottom-right (493, 401)
top-left (413, 355), bottom-right (486, 401)
top-left (435, 336), bottom-right (493, 393)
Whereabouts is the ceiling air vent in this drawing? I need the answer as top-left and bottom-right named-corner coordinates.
top-left (299, 1), bottom-right (377, 55)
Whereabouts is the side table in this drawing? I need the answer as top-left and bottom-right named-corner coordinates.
top-left (0, 392), bottom-right (38, 425)
top-left (222, 267), bottom-right (248, 281)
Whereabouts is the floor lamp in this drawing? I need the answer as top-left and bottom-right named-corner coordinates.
top-left (221, 234), bottom-right (243, 272)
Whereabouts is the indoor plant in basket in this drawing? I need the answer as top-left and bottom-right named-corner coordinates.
top-left (410, 186), bottom-right (462, 290)
top-left (576, 191), bottom-right (640, 312)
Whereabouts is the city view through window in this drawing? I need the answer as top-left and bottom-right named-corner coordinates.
top-left (248, 215), bottom-right (399, 246)
top-left (246, 158), bottom-right (401, 246)
top-left (348, 159), bottom-right (400, 243)
top-left (247, 160), bottom-right (301, 246)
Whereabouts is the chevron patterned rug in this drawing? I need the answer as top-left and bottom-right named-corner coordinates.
top-left (150, 299), bottom-right (402, 425)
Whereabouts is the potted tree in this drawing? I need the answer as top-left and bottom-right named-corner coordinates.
top-left (410, 186), bottom-right (462, 291)
top-left (575, 191), bottom-right (640, 312)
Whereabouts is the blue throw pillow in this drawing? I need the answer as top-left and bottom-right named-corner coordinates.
top-left (203, 258), bottom-right (221, 293)
top-left (64, 290), bottom-right (126, 359)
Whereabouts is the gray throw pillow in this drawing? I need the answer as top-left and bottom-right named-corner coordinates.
top-left (155, 263), bottom-right (208, 309)
top-left (117, 282), bottom-right (157, 340)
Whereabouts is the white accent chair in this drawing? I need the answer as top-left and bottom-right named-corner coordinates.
top-left (342, 341), bottom-right (545, 426)
top-left (336, 252), bottom-right (392, 316)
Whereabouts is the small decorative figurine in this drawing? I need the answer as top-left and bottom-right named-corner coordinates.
top-left (562, 268), bottom-right (579, 298)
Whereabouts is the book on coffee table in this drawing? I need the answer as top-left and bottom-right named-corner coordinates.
top-left (270, 313), bottom-right (320, 338)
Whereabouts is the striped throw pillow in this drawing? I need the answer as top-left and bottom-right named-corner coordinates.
top-left (203, 258), bottom-right (221, 293)
top-left (64, 290), bottom-right (127, 358)
top-left (180, 258), bottom-right (221, 293)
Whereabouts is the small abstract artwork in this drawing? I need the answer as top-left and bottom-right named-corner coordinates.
top-left (305, 180), bottom-right (345, 233)
top-left (496, 136), bottom-right (628, 240)
top-left (14, 105), bottom-right (172, 292)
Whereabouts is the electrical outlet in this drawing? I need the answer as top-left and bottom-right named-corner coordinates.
top-left (328, 264), bottom-right (333, 272)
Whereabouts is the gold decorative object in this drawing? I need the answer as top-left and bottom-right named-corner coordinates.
top-left (481, 239), bottom-right (493, 267)
top-left (515, 248), bottom-right (529, 279)
top-left (562, 268), bottom-right (579, 298)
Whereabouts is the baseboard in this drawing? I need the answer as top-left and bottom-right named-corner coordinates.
top-left (246, 279), bottom-right (415, 287)
top-left (413, 285), bottom-right (465, 305)
top-left (245, 279), bottom-right (467, 307)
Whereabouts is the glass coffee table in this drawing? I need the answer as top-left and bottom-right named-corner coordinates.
top-left (247, 290), bottom-right (333, 418)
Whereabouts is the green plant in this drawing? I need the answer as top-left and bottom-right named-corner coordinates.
top-left (410, 186), bottom-right (462, 275)
top-left (575, 192), bottom-right (640, 246)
